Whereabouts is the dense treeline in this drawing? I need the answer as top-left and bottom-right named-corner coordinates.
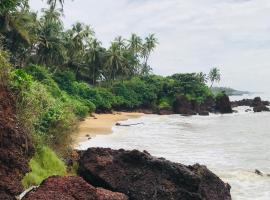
top-left (1, 0), bottom-right (158, 83)
top-left (0, 0), bottom-right (219, 187)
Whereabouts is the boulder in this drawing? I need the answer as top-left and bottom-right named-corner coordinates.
top-left (231, 97), bottom-right (270, 108)
top-left (0, 85), bottom-right (34, 200)
top-left (198, 110), bottom-right (209, 116)
top-left (173, 96), bottom-right (196, 115)
top-left (22, 176), bottom-right (128, 200)
top-left (199, 96), bottom-right (216, 112)
top-left (78, 148), bottom-right (231, 200)
top-left (158, 108), bottom-right (174, 115)
top-left (253, 105), bottom-right (270, 112)
top-left (215, 94), bottom-right (233, 114)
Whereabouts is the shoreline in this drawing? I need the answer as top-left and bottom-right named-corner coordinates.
top-left (72, 112), bottom-right (144, 147)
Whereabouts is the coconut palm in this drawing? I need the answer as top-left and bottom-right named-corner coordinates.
top-left (208, 67), bottom-right (221, 88)
top-left (86, 38), bottom-right (104, 84)
top-left (106, 42), bottom-right (125, 81)
top-left (128, 33), bottom-right (142, 55)
top-left (47, 0), bottom-right (64, 10)
top-left (36, 7), bottom-right (65, 66)
top-left (141, 34), bottom-right (158, 75)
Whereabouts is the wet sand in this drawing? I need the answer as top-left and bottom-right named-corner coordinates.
top-left (72, 112), bottom-right (144, 147)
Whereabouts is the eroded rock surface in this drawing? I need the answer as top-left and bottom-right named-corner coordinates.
top-left (0, 85), bottom-right (34, 200)
top-left (22, 176), bottom-right (128, 200)
top-left (78, 148), bottom-right (231, 200)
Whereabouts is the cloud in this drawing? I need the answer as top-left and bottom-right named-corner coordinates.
top-left (29, 0), bottom-right (270, 92)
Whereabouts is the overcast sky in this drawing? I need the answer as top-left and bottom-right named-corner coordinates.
top-left (29, 0), bottom-right (270, 92)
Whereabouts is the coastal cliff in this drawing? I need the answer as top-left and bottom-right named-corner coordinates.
top-left (0, 86), bottom-right (232, 200)
top-left (0, 85), bottom-right (34, 199)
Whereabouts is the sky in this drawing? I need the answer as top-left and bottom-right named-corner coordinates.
top-left (29, 0), bottom-right (270, 92)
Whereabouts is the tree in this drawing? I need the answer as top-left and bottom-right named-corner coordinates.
top-left (36, 6), bottom-right (65, 67)
top-left (142, 34), bottom-right (158, 66)
top-left (85, 38), bottom-right (104, 85)
top-left (47, 0), bottom-right (64, 11)
top-left (197, 72), bottom-right (207, 83)
top-left (106, 42), bottom-right (124, 81)
top-left (64, 22), bottom-right (94, 76)
top-left (208, 67), bottom-right (221, 88)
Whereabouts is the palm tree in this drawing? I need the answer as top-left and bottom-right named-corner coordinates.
top-left (128, 33), bottom-right (142, 55)
top-left (141, 34), bottom-right (158, 75)
top-left (36, 7), bottom-right (66, 67)
top-left (86, 38), bottom-right (103, 84)
top-left (208, 67), bottom-right (221, 88)
top-left (106, 42), bottom-right (125, 81)
top-left (47, 0), bottom-right (64, 10)
top-left (114, 36), bottom-right (126, 49)
top-left (65, 22), bottom-right (94, 76)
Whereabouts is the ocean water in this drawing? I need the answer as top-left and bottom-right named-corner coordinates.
top-left (77, 95), bottom-right (270, 200)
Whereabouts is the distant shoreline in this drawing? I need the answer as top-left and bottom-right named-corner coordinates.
top-left (72, 112), bottom-right (144, 147)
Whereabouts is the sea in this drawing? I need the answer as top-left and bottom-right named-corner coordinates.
top-left (77, 92), bottom-right (270, 200)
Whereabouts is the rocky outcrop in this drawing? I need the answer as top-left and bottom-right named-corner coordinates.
top-left (232, 97), bottom-right (270, 112)
top-left (22, 176), bottom-right (128, 200)
top-left (0, 85), bottom-right (34, 200)
top-left (173, 95), bottom-right (196, 115)
top-left (158, 108), bottom-right (174, 115)
top-left (215, 94), bottom-right (233, 114)
top-left (78, 148), bottom-right (231, 200)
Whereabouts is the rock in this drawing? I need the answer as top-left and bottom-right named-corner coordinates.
top-left (251, 97), bottom-right (270, 112)
top-left (199, 96), bottom-right (216, 113)
top-left (188, 164), bottom-right (231, 200)
top-left (232, 97), bottom-right (270, 108)
top-left (253, 105), bottom-right (270, 112)
top-left (173, 95), bottom-right (197, 115)
top-left (78, 148), bottom-right (231, 200)
top-left (255, 169), bottom-right (263, 176)
top-left (198, 110), bottom-right (209, 116)
top-left (22, 176), bottom-right (128, 200)
top-left (0, 85), bottom-right (34, 199)
top-left (215, 93), bottom-right (233, 114)
top-left (158, 108), bottom-right (174, 115)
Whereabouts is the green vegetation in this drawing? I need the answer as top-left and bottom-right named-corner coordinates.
top-left (208, 67), bottom-right (221, 88)
top-left (0, 0), bottom-right (221, 188)
top-left (22, 146), bottom-right (66, 188)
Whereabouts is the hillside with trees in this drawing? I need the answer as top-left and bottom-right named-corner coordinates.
top-left (0, 0), bottom-right (226, 189)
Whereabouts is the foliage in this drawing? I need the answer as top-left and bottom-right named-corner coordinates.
top-left (22, 146), bottom-right (66, 188)
top-left (208, 67), bottom-right (221, 88)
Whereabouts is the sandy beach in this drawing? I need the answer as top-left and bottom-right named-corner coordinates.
top-left (72, 112), bottom-right (144, 146)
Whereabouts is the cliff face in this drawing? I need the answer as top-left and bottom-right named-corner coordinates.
top-left (0, 85), bottom-right (34, 199)
top-left (78, 148), bottom-right (232, 200)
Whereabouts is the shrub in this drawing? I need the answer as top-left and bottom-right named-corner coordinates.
top-left (158, 98), bottom-right (171, 109)
top-left (0, 50), bottom-right (11, 85)
top-left (22, 146), bottom-right (66, 188)
top-left (53, 71), bottom-right (76, 94)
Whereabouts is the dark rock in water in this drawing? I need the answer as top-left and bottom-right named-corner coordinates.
top-left (158, 108), bottom-right (174, 115)
top-left (200, 96), bottom-right (216, 113)
top-left (215, 94), bottom-right (233, 114)
top-left (22, 176), bottom-right (128, 200)
top-left (198, 110), bottom-right (209, 116)
top-left (253, 105), bottom-right (270, 112)
top-left (0, 85), bottom-right (34, 200)
top-left (250, 97), bottom-right (270, 112)
top-left (188, 164), bottom-right (231, 200)
top-left (78, 148), bottom-right (231, 200)
top-left (173, 95), bottom-right (197, 115)
top-left (232, 97), bottom-right (270, 111)
top-left (255, 169), bottom-right (263, 176)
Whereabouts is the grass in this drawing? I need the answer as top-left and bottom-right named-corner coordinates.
top-left (22, 146), bottom-right (66, 188)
